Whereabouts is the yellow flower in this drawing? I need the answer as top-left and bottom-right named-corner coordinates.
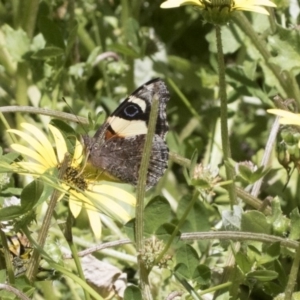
top-left (7, 123), bottom-right (135, 239)
top-left (161, 0), bottom-right (276, 24)
top-left (268, 109), bottom-right (300, 126)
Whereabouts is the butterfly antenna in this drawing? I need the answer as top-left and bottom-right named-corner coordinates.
top-left (61, 97), bottom-right (91, 177)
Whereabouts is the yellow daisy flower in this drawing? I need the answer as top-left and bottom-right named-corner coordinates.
top-left (7, 123), bottom-right (136, 239)
top-left (268, 109), bottom-right (300, 126)
top-left (161, 0), bottom-right (276, 24)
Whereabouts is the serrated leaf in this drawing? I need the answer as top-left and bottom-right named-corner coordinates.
top-left (175, 244), bottom-right (199, 279)
top-left (124, 285), bottom-right (142, 300)
top-left (144, 196), bottom-right (171, 235)
top-left (241, 211), bottom-right (271, 234)
top-left (246, 270), bottom-right (278, 282)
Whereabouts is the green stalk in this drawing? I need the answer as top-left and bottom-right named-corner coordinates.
top-left (15, 63), bottom-right (28, 129)
top-left (64, 210), bottom-right (91, 300)
top-left (26, 155), bottom-right (70, 282)
top-left (284, 243), bottom-right (300, 299)
top-left (215, 25), bottom-right (236, 208)
top-left (155, 190), bottom-right (200, 265)
top-left (135, 94), bottom-right (160, 300)
top-left (0, 230), bottom-right (14, 284)
top-left (19, 0), bottom-right (39, 39)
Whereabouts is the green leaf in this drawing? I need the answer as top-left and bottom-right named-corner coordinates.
top-left (2, 25), bottom-right (30, 62)
top-left (32, 47), bottom-right (64, 59)
top-left (241, 211), bottom-right (271, 234)
top-left (192, 265), bottom-right (211, 288)
top-left (290, 208), bottom-right (300, 240)
top-left (38, 16), bottom-right (65, 49)
top-left (177, 195), bottom-right (211, 233)
top-left (235, 252), bottom-right (252, 274)
top-left (257, 242), bottom-right (280, 265)
top-left (0, 206), bottom-right (23, 221)
top-left (156, 223), bottom-right (181, 245)
top-left (123, 18), bottom-right (141, 55)
top-left (124, 285), bottom-right (142, 300)
top-left (246, 270), bottom-right (278, 282)
top-left (124, 219), bottom-right (135, 241)
top-left (144, 196), bottom-right (171, 235)
top-left (21, 180), bottom-right (44, 211)
top-left (66, 20), bottom-right (79, 56)
top-left (175, 244), bottom-right (199, 279)
top-left (268, 25), bottom-right (300, 74)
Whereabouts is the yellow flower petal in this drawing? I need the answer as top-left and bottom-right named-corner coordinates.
top-left (13, 162), bottom-right (48, 174)
top-left (20, 123), bottom-right (57, 165)
top-left (86, 191), bottom-right (132, 222)
top-left (10, 144), bottom-right (51, 168)
top-left (268, 109), bottom-right (300, 126)
top-left (161, 0), bottom-right (202, 8)
top-left (7, 129), bottom-right (57, 167)
top-left (69, 193), bottom-right (83, 218)
top-left (48, 125), bottom-right (68, 164)
top-left (92, 184), bottom-right (136, 206)
top-left (73, 139), bottom-right (84, 166)
top-left (86, 209), bottom-right (102, 239)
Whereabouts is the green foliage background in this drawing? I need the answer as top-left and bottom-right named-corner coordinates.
top-left (1, 0), bottom-right (300, 299)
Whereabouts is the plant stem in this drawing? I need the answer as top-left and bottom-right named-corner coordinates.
top-left (135, 94), bottom-right (159, 300)
top-left (26, 155), bottom-right (70, 282)
top-left (284, 242), bottom-right (300, 299)
top-left (0, 106), bottom-right (88, 124)
top-left (155, 190), bottom-right (200, 265)
top-left (64, 210), bottom-right (91, 300)
top-left (215, 25), bottom-right (236, 208)
top-left (0, 230), bottom-right (14, 284)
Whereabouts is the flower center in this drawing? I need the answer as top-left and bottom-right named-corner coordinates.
top-left (63, 166), bottom-right (88, 191)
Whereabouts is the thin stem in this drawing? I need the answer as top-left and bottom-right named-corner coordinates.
top-left (26, 155), bottom-right (70, 282)
top-left (135, 94), bottom-right (160, 300)
top-left (181, 231), bottom-right (298, 249)
top-left (284, 243), bottom-right (300, 299)
top-left (15, 63), bottom-right (28, 129)
top-left (155, 190), bottom-right (200, 265)
top-left (19, 0), bottom-right (39, 39)
top-left (0, 230), bottom-right (14, 284)
top-left (215, 25), bottom-right (237, 207)
top-left (0, 284), bottom-right (31, 300)
top-left (0, 106), bottom-right (88, 124)
top-left (64, 210), bottom-right (91, 300)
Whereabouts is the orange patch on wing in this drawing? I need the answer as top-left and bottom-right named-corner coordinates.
top-left (105, 128), bottom-right (115, 140)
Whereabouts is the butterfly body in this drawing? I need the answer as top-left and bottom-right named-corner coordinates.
top-left (83, 78), bottom-right (170, 189)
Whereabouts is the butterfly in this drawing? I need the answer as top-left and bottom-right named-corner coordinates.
top-left (83, 78), bottom-right (170, 189)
